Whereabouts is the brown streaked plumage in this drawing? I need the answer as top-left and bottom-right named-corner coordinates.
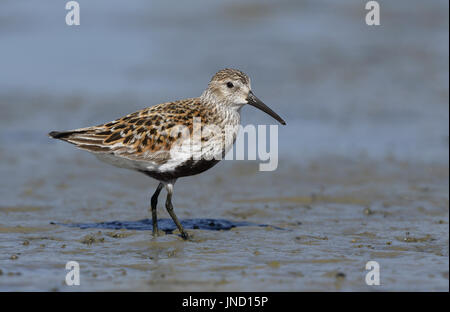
top-left (49, 68), bottom-right (286, 240)
top-left (50, 98), bottom-right (221, 165)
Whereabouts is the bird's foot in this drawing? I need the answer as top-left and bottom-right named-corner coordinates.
top-left (152, 228), bottom-right (165, 237)
top-left (180, 231), bottom-right (190, 240)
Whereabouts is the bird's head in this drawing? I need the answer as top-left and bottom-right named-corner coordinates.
top-left (202, 68), bottom-right (286, 125)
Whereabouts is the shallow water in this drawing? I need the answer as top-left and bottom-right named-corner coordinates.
top-left (53, 218), bottom-right (279, 232)
top-left (0, 0), bottom-right (448, 291)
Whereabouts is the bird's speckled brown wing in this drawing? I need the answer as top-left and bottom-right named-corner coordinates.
top-left (49, 98), bottom-right (220, 164)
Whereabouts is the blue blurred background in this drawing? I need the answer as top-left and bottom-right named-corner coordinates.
top-left (0, 0), bottom-right (448, 165)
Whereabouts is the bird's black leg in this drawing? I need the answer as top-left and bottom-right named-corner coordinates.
top-left (150, 182), bottom-right (163, 236)
top-left (165, 183), bottom-right (189, 240)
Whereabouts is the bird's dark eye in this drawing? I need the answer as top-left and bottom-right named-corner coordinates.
top-left (226, 82), bottom-right (234, 88)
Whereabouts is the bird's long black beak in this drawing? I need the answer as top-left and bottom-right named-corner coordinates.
top-left (246, 91), bottom-right (286, 125)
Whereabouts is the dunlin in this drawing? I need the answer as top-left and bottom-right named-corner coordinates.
top-left (49, 68), bottom-right (286, 239)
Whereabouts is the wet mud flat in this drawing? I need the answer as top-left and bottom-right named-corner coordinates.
top-left (0, 154), bottom-right (448, 291)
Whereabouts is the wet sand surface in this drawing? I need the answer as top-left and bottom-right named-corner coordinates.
top-left (0, 153), bottom-right (448, 291)
top-left (0, 0), bottom-right (448, 291)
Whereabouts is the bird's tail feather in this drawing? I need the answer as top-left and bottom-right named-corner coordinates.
top-left (48, 130), bottom-right (87, 139)
top-left (48, 128), bottom-right (114, 153)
